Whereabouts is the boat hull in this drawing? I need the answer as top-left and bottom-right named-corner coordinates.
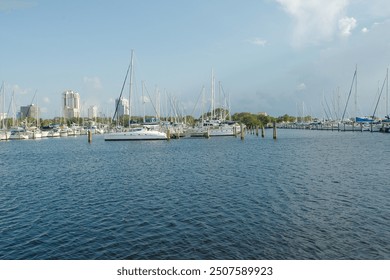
top-left (104, 130), bottom-right (167, 141)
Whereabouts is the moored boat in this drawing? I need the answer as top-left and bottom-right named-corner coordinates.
top-left (104, 126), bottom-right (167, 141)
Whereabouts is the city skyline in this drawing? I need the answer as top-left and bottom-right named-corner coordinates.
top-left (1, 0), bottom-right (389, 119)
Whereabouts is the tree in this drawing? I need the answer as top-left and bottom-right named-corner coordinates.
top-left (232, 112), bottom-right (261, 127)
top-left (276, 114), bottom-right (295, 123)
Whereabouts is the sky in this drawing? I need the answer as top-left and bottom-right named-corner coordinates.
top-left (1, 0), bottom-right (390, 119)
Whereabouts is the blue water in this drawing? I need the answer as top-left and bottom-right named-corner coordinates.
top-left (0, 130), bottom-right (389, 259)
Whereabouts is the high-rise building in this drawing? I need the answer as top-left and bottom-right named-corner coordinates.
top-left (63, 90), bottom-right (80, 119)
top-left (115, 97), bottom-right (129, 117)
top-left (88, 105), bottom-right (98, 119)
top-left (0, 112), bottom-right (8, 121)
top-left (20, 104), bottom-right (40, 119)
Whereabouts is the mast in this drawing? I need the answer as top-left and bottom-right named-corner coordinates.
top-left (211, 68), bottom-right (214, 119)
top-left (354, 64), bottom-right (358, 118)
top-left (128, 49), bottom-right (134, 127)
top-left (387, 68), bottom-right (389, 117)
top-left (142, 81), bottom-right (146, 123)
top-left (201, 86), bottom-right (205, 124)
top-left (341, 66), bottom-right (357, 122)
top-left (218, 81), bottom-right (222, 119)
top-left (372, 69), bottom-right (388, 119)
top-left (1, 82), bottom-right (4, 130)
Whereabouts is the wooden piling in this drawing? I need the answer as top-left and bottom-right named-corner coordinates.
top-left (273, 122), bottom-right (277, 139)
top-left (240, 124), bottom-right (244, 140)
top-left (204, 128), bottom-right (210, 138)
top-left (88, 130), bottom-right (92, 143)
top-left (166, 129), bottom-right (170, 140)
top-left (256, 126), bottom-right (259, 136)
top-left (261, 126), bottom-right (265, 138)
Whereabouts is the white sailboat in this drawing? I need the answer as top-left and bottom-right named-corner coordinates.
top-left (105, 50), bottom-right (167, 141)
top-left (187, 69), bottom-right (241, 137)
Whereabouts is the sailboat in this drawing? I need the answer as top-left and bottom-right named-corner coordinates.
top-left (104, 50), bottom-right (167, 141)
top-left (187, 69), bottom-right (241, 137)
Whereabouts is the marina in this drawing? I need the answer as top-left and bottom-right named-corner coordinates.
top-left (1, 1), bottom-right (389, 268)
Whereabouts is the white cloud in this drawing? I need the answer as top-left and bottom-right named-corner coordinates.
top-left (361, 27), bottom-right (369, 33)
top-left (8, 84), bottom-right (29, 95)
top-left (43, 97), bottom-right (50, 104)
top-left (275, 0), bottom-right (349, 46)
top-left (83, 76), bottom-right (102, 90)
top-left (248, 38), bottom-right (267, 46)
top-left (338, 17), bottom-right (357, 37)
top-left (296, 82), bottom-right (306, 91)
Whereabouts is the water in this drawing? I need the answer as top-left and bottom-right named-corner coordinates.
top-left (0, 130), bottom-right (389, 259)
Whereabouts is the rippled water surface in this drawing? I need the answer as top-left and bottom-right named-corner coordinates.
top-left (1, 130), bottom-right (389, 259)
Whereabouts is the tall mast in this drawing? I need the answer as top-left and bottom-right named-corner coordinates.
top-left (201, 86), bottom-right (205, 124)
top-left (1, 82), bottom-right (4, 129)
top-left (354, 64), bottom-right (358, 118)
top-left (387, 68), bottom-right (389, 117)
top-left (128, 49), bottom-right (134, 127)
top-left (142, 81), bottom-right (145, 123)
top-left (211, 68), bottom-right (214, 119)
top-left (218, 81), bottom-right (222, 119)
top-left (341, 66), bottom-right (357, 122)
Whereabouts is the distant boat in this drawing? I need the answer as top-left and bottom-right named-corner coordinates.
top-left (26, 127), bottom-right (42, 139)
top-left (187, 70), bottom-right (241, 137)
top-left (355, 116), bottom-right (374, 123)
top-left (9, 127), bottom-right (29, 140)
top-left (47, 128), bottom-right (60, 138)
top-left (0, 130), bottom-right (10, 140)
top-left (187, 120), bottom-right (241, 137)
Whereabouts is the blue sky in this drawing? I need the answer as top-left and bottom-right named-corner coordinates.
top-left (1, 0), bottom-right (389, 119)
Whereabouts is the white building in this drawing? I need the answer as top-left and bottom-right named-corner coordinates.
top-left (88, 105), bottom-right (98, 119)
top-left (0, 112), bottom-right (7, 121)
top-left (63, 90), bottom-right (80, 119)
top-left (115, 97), bottom-right (129, 117)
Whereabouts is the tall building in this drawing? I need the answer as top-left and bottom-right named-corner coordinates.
top-left (115, 97), bottom-right (129, 117)
top-left (88, 105), bottom-right (98, 119)
top-left (20, 104), bottom-right (40, 119)
top-left (0, 112), bottom-right (8, 122)
top-left (63, 90), bottom-right (80, 119)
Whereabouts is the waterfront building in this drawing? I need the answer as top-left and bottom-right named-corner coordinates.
top-left (115, 97), bottom-right (129, 117)
top-left (20, 104), bottom-right (40, 119)
top-left (63, 90), bottom-right (80, 119)
top-left (0, 112), bottom-right (7, 121)
top-left (88, 105), bottom-right (98, 119)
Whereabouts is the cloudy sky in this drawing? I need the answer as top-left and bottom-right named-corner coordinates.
top-left (1, 0), bottom-right (389, 119)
